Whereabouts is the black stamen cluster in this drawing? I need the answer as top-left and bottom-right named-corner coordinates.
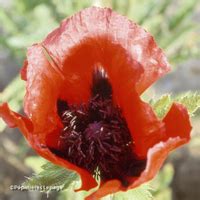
top-left (53, 69), bottom-right (146, 185)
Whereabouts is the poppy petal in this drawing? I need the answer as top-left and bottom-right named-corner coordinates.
top-left (0, 103), bottom-right (33, 136)
top-left (163, 103), bottom-right (191, 140)
top-left (85, 180), bottom-right (121, 200)
top-left (127, 103), bottom-right (191, 188)
top-left (115, 84), bottom-right (165, 157)
top-left (42, 7), bottom-right (170, 94)
top-left (21, 59), bottom-right (28, 81)
top-left (22, 44), bottom-right (64, 137)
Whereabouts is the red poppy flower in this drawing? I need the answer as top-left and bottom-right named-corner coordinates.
top-left (0, 7), bottom-right (191, 200)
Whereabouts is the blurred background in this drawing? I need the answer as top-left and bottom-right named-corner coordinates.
top-left (0, 0), bottom-right (200, 200)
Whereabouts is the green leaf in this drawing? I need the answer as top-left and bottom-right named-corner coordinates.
top-left (23, 162), bottom-right (79, 192)
top-left (25, 156), bottom-right (46, 173)
top-left (151, 92), bottom-right (200, 118)
top-left (151, 95), bottom-right (172, 118)
top-left (169, 42), bottom-right (200, 64)
top-left (151, 163), bottom-right (174, 196)
top-left (157, 0), bottom-right (173, 14)
top-left (138, 0), bottom-right (159, 25)
top-left (107, 184), bottom-right (153, 200)
top-left (175, 92), bottom-right (200, 116)
top-left (161, 23), bottom-right (195, 50)
top-left (168, 0), bottom-right (198, 31)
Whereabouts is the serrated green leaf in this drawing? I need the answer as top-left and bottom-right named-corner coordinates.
top-left (107, 184), bottom-right (153, 200)
top-left (151, 95), bottom-right (172, 118)
top-left (175, 92), bottom-right (200, 116)
top-left (23, 162), bottom-right (79, 192)
top-left (25, 156), bottom-right (46, 173)
top-left (151, 92), bottom-right (200, 118)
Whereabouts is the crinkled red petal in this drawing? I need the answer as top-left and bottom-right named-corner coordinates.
top-left (163, 103), bottom-right (191, 141)
top-left (22, 44), bottom-right (63, 136)
top-left (21, 59), bottom-right (28, 81)
top-left (42, 7), bottom-right (170, 95)
top-left (115, 84), bottom-right (166, 157)
top-left (0, 103), bottom-right (33, 135)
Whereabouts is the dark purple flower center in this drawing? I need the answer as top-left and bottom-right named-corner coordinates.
top-left (51, 69), bottom-right (146, 186)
